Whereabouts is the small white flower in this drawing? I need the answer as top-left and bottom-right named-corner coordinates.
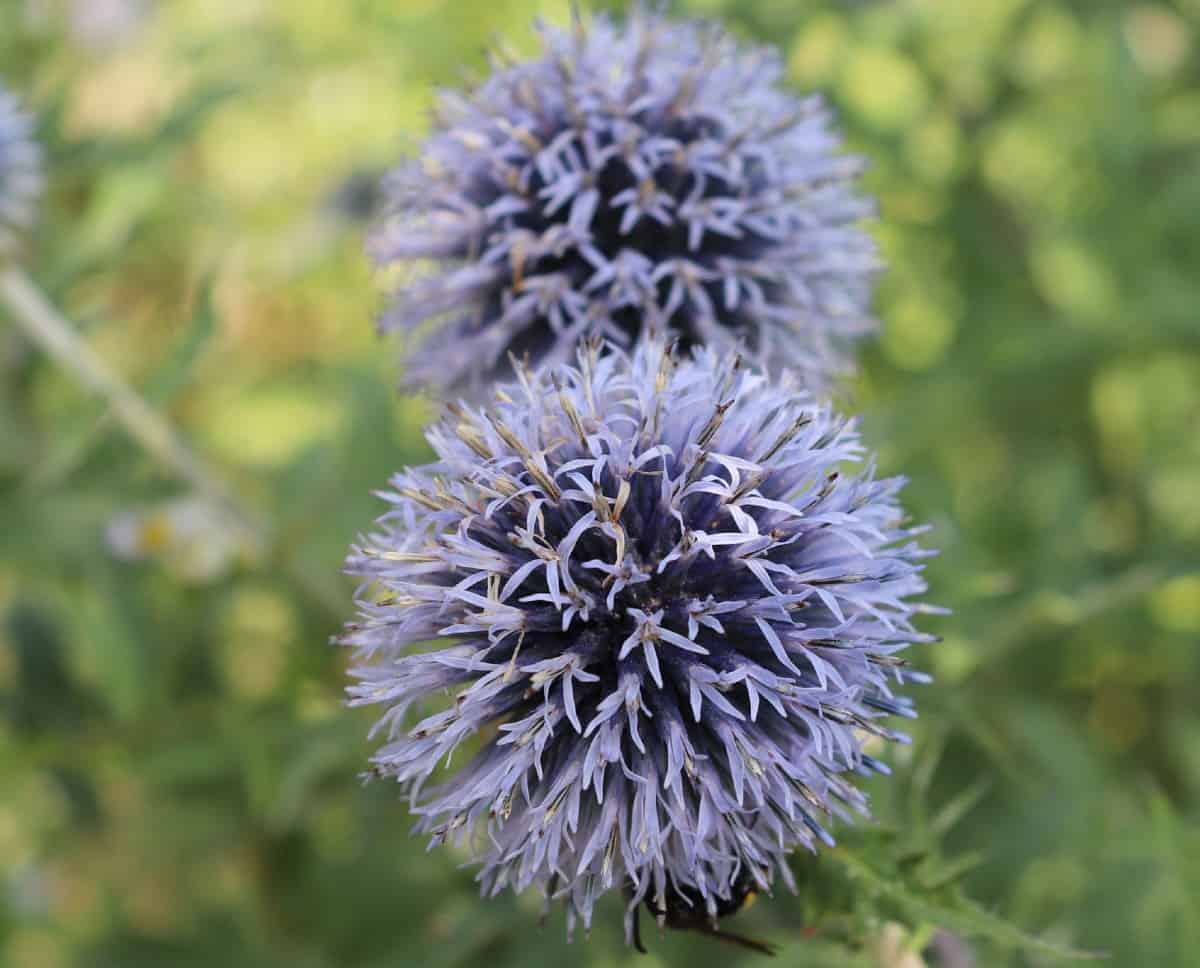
top-left (106, 495), bottom-right (257, 583)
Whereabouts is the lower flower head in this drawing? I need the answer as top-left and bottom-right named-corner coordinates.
top-left (342, 339), bottom-right (936, 934)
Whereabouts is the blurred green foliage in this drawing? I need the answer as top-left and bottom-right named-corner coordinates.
top-left (1, 0), bottom-right (1198, 965)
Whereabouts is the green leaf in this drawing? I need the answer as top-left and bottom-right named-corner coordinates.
top-left (73, 572), bottom-right (151, 723)
top-left (829, 847), bottom-right (1107, 961)
top-left (143, 277), bottom-right (218, 406)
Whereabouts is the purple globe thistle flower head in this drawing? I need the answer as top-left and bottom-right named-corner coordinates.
top-left (371, 9), bottom-right (878, 395)
top-left (0, 86), bottom-right (43, 257)
top-left (341, 339), bottom-right (936, 940)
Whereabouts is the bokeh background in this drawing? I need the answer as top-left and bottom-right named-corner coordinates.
top-left (2, 0), bottom-right (1198, 965)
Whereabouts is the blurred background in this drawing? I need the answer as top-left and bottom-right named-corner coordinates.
top-left (1, 0), bottom-right (1198, 965)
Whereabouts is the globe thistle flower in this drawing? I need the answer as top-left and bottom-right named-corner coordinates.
top-left (372, 10), bottom-right (878, 394)
top-left (67, 0), bottom-right (147, 51)
top-left (341, 339), bottom-right (935, 938)
top-left (0, 87), bottom-right (42, 258)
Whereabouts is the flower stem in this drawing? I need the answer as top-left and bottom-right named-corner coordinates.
top-left (0, 262), bottom-right (351, 619)
top-left (0, 262), bottom-right (260, 537)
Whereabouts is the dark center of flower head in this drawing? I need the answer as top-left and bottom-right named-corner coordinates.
top-left (342, 340), bottom-right (934, 934)
top-left (468, 106), bottom-right (777, 360)
top-left (372, 12), bottom-right (877, 393)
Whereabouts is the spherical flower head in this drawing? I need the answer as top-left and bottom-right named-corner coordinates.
top-left (0, 87), bottom-right (43, 258)
top-left (342, 339), bottom-right (935, 937)
top-left (371, 9), bottom-right (878, 395)
top-left (68, 0), bottom-right (147, 51)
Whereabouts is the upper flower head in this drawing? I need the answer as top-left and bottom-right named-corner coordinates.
top-left (0, 86), bottom-right (42, 258)
top-left (372, 9), bottom-right (879, 395)
top-left (342, 339), bottom-right (935, 938)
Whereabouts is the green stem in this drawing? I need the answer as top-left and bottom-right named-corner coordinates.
top-left (0, 263), bottom-right (347, 620)
top-left (0, 263), bottom-right (259, 537)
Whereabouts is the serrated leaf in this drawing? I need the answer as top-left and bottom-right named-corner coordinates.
top-left (830, 847), bottom-right (1106, 961)
top-left (930, 778), bottom-right (992, 838)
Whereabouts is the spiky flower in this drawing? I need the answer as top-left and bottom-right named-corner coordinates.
top-left (0, 86), bottom-right (42, 257)
top-left (342, 340), bottom-right (935, 937)
top-left (371, 10), bottom-right (878, 394)
top-left (67, 0), bottom-right (147, 51)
